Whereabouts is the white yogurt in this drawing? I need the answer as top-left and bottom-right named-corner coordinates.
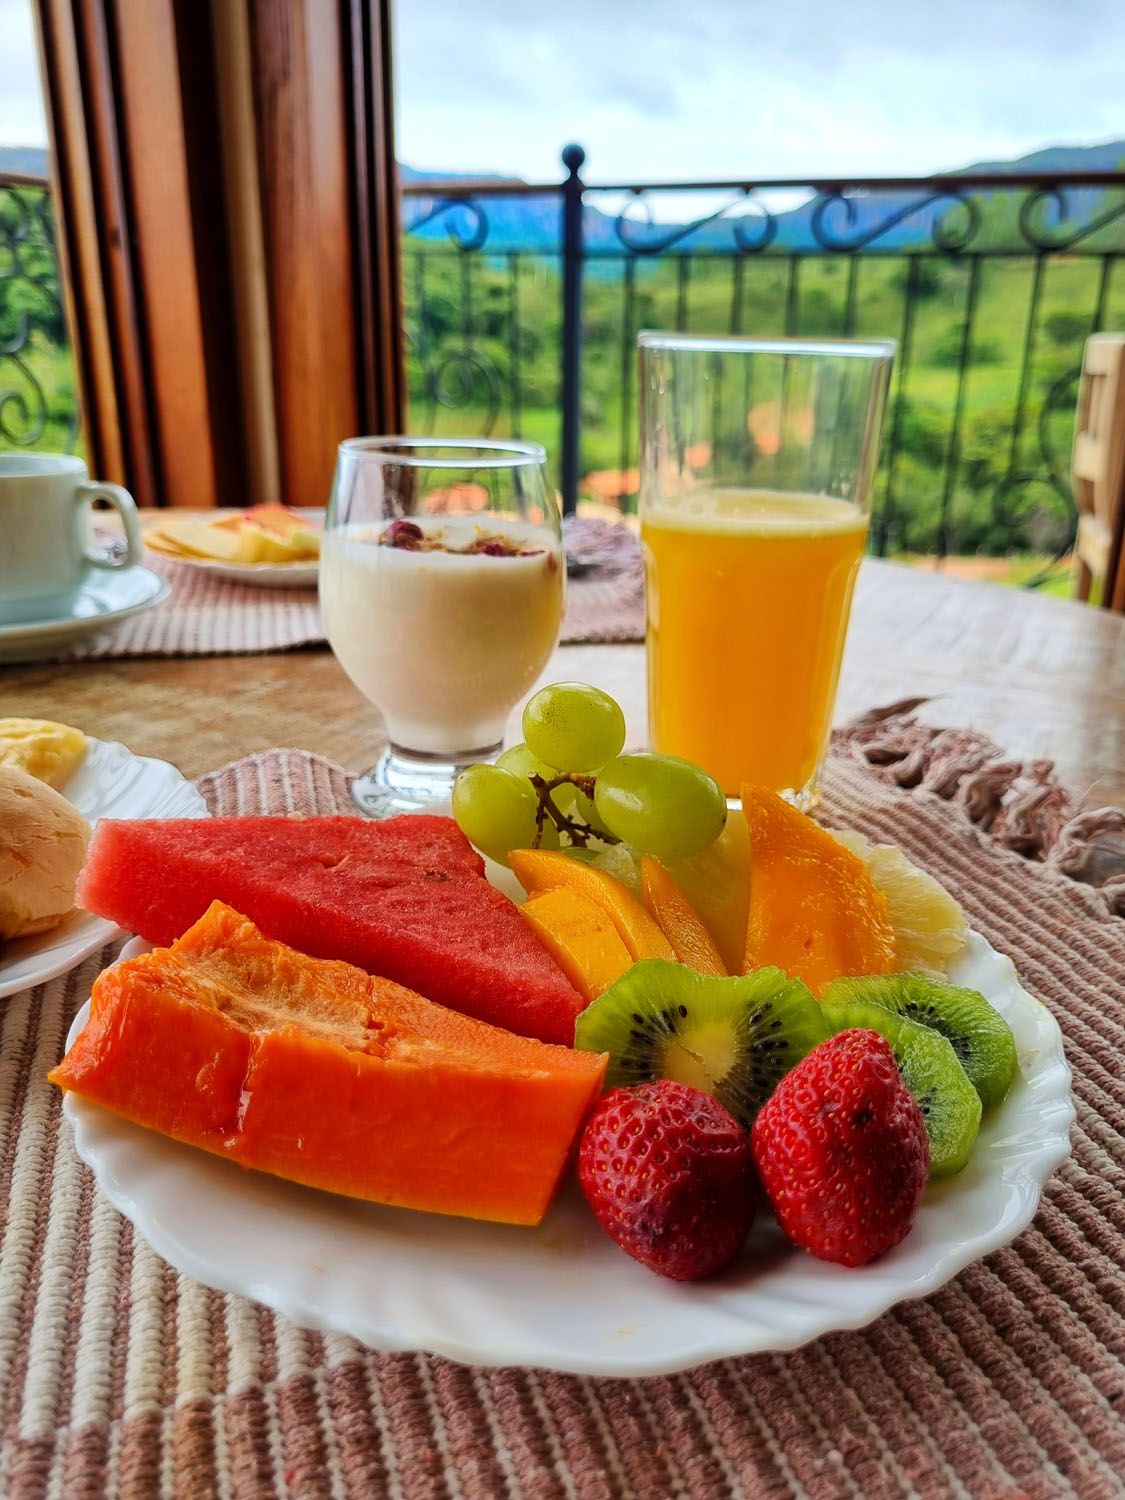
top-left (320, 515), bottom-right (565, 754)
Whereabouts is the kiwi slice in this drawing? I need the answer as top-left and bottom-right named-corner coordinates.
top-left (823, 973), bottom-right (1017, 1111)
top-left (574, 960), bottom-right (827, 1128)
top-left (820, 997), bottom-right (982, 1177)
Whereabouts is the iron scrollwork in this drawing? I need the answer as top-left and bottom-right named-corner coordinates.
top-left (986, 364), bottom-right (1083, 585)
top-left (0, 180), bottom-right (80, 452)
top-left (1018, 184), bottom-right (1125, 251)
top-left (613, 188), bottom-right (777, 255)
top-left (403, 194), bottom-right (506, 437)
top-left (402, 196), bottom-right (491, 252)
top-left (810, 188), bottom-right (980, 254)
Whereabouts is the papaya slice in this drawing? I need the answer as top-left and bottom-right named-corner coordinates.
top-left (51, 901), bottom-right (607, 1226)
top-left (639, 857), bottom-right (727, 976)
top-left (741, 785), bottom-right (895, 996)
top-left (509, 849), bottom-right (675, 962)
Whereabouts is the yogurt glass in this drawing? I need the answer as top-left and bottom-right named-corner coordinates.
top-left (322, 438), bottom-right (564, 815)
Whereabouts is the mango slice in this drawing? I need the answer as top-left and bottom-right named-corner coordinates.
top-left (741, 785), bottom-right (895, 996)
top-left (663, 814), bottom-right (751, 975)
top-left (519, 886), bottom-right (633, 1001)
top-left (509, 849), bottom-right (675, 962)
top-left (639, 857), bottom-right (727, 976)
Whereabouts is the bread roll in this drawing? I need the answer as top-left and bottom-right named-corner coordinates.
top-left (0, 765), bottom-right (90, 941)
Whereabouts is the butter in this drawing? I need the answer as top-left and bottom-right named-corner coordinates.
top-left (0, 718), bottom-right (88, 789)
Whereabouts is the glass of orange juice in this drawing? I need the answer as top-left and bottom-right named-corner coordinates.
top-left (639, 333), bottom-right (895, 807)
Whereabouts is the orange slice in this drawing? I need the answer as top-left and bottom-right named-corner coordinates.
top-left (639, 857), bottom-right (727, 976)
top-left (741, 785), bottom-right (895, 996)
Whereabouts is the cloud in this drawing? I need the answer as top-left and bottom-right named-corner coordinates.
top-left (0, 0), bottom-right (47, 145)
top-left (393, 0), bottom-right (1125, 180)
top-left (2, 0), bottom-right (1119, 182)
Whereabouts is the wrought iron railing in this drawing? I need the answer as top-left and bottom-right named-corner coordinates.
top-left (403, 149), bottom-right (1125, 573)
top-left (0, 172), bottom-right (81, 455)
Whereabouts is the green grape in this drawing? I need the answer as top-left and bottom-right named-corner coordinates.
top-left (593, 753), bottom-right (727, 861)
top-left (571, 785), bottom-right (613, 838)
top-left (522, 682), bottom-right (626, 773)
top-left (452, 764), bottom-right (558, 867)
top-left (497, 741), bottom-right (578, 815)
top-left (496, 742), bottom-right (555, 781)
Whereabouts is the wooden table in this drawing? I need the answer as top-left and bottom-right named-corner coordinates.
top-left (3, 559), bottom-right (1124, 805)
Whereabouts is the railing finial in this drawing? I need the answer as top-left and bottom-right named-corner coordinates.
top-left (561, 143), bottom-right (586, 179)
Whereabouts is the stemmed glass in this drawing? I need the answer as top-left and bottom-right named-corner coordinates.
top-left (321, 437), bottom-right (565, 816)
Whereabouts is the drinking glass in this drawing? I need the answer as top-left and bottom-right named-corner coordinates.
top-left (321, 437), bottom-right (565, 816)
top-left (639, 333), bottom-right (895, 807)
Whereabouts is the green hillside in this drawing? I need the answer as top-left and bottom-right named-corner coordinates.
top-left (406, 183), bottom-right (1125, 565)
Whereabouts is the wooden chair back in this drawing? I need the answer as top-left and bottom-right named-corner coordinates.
top-left (1072, 333), bottom-right (1125, 609)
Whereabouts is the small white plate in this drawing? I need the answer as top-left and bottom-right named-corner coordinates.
top-left (61, 929), bottom-right (1072, 1375)
top-left (147, 553), bottom-right (319, 590)
top-left (0, 567), bottom-right (168, 663)
top-left (0, 737), bottom-right (208, 998)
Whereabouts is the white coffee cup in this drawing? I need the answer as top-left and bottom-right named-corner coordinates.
top-left (0, 453), bottom-right (143, 625)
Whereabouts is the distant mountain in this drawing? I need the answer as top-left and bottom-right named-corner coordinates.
top-left (956, 141), bottom-right (1125, 174)
top-left (7, 140), bottom-right (1121, 253)
top-left (401, 139), bottom-right (1125, 255)
top-left (0, 145), bottom-right (49, 177)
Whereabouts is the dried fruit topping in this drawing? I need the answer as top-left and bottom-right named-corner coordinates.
top-left (379, 521), bottom-right (546, 558)
top-left (382, 519), bottom-right (424, 548)
top-left (466, 534), bottom-right (537, 557)
top-left (751, 1029), bottom-right (929, 1267)
top-left (578, 1079), bottom-right (757, 1280)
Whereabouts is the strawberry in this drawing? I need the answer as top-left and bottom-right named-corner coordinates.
top-left (578, 1080), bottom-right (757, 1280)
top-left (751, 1029), bottom-right (929, 1267)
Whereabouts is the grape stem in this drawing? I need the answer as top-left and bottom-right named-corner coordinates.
top-left (528, 773), bottom-right (620, 849)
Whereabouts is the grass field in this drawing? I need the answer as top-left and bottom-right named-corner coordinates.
top-left (0, 333), bottom-right (84, 458)
top-left (406, 243), bottom-right (1124, 565)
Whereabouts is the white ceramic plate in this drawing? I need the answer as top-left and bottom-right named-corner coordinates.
top-left (62, 930), bottom-right (1072, 1375)
top-left (0, 568), bottom-right (168, 663)
top-left (147, 553), bottom-right (319, 589)
top-left (0, 738), bottom-right (208, 998)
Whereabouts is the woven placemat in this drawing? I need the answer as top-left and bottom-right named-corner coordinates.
top-left (2, 747), bottom-right (1123, 1499)
top-left (74, 555), bottom-right (324, 659)
top-left (53, 520), bottom-right (645, 661)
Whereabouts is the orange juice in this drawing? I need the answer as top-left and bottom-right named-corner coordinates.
top-left (643, 489), bottom-right (867, 800)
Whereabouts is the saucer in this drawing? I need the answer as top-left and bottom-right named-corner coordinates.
top-left (0, 566), bottom-right (168, 663)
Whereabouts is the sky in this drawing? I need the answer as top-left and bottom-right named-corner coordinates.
top-left (2, 0), bottom-right (1122, 182)
top-left (0, 0), bottom-right (45, 146)
top-left (394, 0), bottom-right (1125, 182)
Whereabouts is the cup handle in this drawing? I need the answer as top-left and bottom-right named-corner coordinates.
top-left (79, 482), bottom-right (143, 570)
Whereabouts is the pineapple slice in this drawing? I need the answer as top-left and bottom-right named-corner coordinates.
top-left (831, 828), bottom-right (969, 975)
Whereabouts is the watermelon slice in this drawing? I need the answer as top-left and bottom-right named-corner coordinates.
top-left (77, 814), bottom-right (585, 1045)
